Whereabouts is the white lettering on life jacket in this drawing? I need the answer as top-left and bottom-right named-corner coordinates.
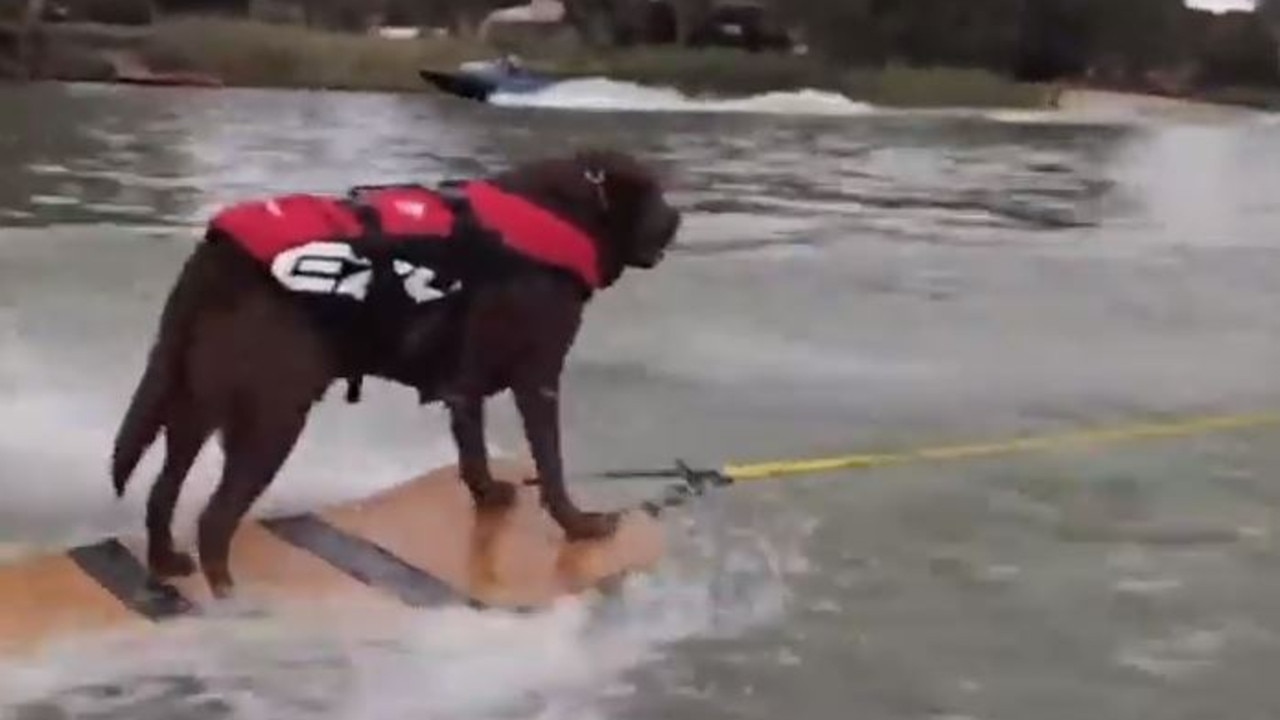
top-left (272, 242), bottom-right (372, 300)
top-left (271, 241), bottom-right (460, 304)
top-left (393, 259), bottom-right (458, 303)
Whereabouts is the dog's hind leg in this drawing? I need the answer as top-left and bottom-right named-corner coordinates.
top-left (447, 390), bottom-right (518, 510)
top-left (197, 403), bottom-right (308, 599)
top-left (144, 399), bottom-right (211, 579)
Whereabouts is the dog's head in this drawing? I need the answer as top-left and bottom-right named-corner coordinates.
top-left (494, 148), bottom-right (682, 287)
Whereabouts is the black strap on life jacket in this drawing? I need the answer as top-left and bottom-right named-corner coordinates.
top-left (334, 180), bottom-right (478, 406)
top-left (335, 191), bottom-right (393, 405)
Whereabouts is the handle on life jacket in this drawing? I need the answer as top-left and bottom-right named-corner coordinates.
top-left (346, 182), bottom-right (433, 200)
top-left (336, 185), bottom-right (413, 407)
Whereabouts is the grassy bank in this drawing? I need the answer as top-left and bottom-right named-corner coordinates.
top-left (844, 65), bottom-right (1048, 109)
top-left (41, 17), bottom-right (1050, 108)
top-left (140, 18), bottom-right (490, 91)
top-left (1194, 84), bottom-right (1280, 111)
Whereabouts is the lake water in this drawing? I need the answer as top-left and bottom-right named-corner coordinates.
top-left (3, 80), bottom-right (1280, 719)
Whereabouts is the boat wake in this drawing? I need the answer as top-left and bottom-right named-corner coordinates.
top-left (489, 77), bottom-right (874, 117)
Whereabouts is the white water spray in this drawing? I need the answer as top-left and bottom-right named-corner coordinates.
top-left (489, 78), bottom-right (874, 117)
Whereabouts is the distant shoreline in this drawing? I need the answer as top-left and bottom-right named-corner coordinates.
top-left (8, 18), bottom-right (1047, 109)
top-left (9, 18), bottom-right (1277, 115)
top-left (1056, 88), bottom-right (1272, 121)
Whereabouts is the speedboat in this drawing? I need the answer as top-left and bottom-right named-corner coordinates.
top-left (418, 57), bottom-right (569, 103)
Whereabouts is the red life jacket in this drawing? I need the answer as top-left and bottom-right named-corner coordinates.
top-left (209, 181), bottom-right (602, 290)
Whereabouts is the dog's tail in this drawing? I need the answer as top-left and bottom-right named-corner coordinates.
top-left (111, 241), bottom-right (212, 497)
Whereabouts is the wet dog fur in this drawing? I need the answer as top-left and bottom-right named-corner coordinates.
top-left (109, 148), bottom-right (682, 598)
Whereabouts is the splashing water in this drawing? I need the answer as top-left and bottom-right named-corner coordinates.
top-left (489, 78), bottom-right (874, 117)
top-left (0, 495), bottom-right (812, 720)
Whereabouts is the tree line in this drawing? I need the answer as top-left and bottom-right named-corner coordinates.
top-left (6, 0), bottom-right (1279, 91)
top-left (567, 0), bottom-right (1280, 89)
top-left (400, 0), bottom-right (1278, 89)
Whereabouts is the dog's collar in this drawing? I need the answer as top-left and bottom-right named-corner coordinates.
top-left (584, 168), bottom-right (609, 212)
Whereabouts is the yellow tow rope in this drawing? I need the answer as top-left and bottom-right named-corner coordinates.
top-left (621, 411), bottom-right (1280, 517)
top-left (720, 412), bottom-right (1280, 482)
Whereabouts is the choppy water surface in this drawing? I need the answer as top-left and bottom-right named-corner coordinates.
top-left (3, 81), bottom-right (1280, 719)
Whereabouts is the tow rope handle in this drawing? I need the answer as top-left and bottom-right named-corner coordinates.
top-left (607, 411), bottom-right (1280, 518)
top-left (637, 460), bottom-right (733, 517)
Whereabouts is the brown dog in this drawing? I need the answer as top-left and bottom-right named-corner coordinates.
top-left (110, 148), bottom-right (681, 598)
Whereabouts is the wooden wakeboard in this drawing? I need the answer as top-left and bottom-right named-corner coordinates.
top-left (0, 461), bottom-right (664, 655)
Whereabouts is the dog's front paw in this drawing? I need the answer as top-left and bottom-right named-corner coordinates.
top-left (556, 510), bottom-right (620, 542)
top-left (471, 481), bottom-right (518, 511)
top-left (209, 580), bottom-right (236, 601)
top-left (148, 549), bottom-right (197, 579)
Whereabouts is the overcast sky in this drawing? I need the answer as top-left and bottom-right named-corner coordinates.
top-left (1185, 0), bottom-right (1255, 11)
